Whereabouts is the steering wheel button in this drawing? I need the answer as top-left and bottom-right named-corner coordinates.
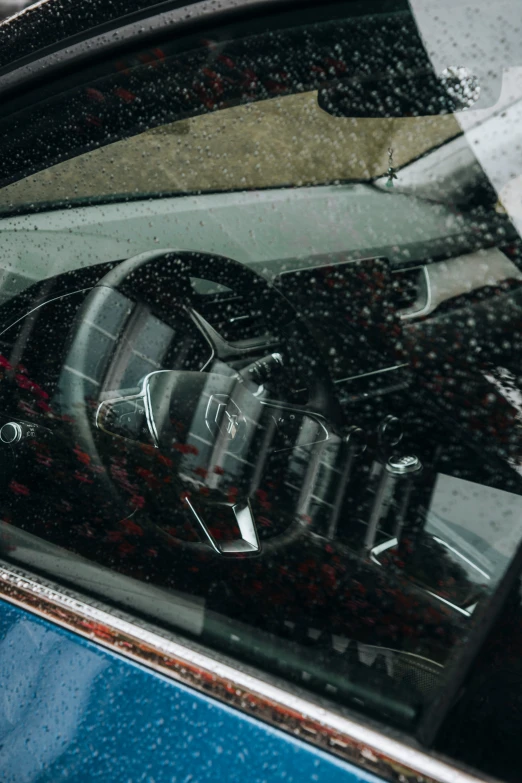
top-left (97, 398), bottom-right (148, 441)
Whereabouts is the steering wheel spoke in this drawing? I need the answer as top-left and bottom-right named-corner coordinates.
top-left (189, 306), bottom-right (275, 364)
top-left (188, 308), bottom-right (234, 363)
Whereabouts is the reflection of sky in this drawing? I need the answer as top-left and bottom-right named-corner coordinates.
top-left (455, 69), bottom-right (522, 238)
top-left (0, 613), bottom-right (106, 782)
top-left (410, 0), bottom-right (520, 106)
top-left (426, 472), bottom-right (522, 585)
top-left (0, 605), bottom-right (359, 783)
top-left (411, 1), bottom-right (522, 236)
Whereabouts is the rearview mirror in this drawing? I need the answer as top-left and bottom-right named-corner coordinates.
top-left (317, 66), bottom-right (480, 118)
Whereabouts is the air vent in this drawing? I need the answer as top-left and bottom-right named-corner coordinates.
top-left (192, 292), bottom-right (271, 343)
top-left (391, 266), bottom-right (429, 318)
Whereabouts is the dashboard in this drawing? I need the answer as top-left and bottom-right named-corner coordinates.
top-left (0, 188), bottom-right (521, 724)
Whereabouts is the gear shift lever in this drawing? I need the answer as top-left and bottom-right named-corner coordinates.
top-left (364, 454), bottom-right (422, 553)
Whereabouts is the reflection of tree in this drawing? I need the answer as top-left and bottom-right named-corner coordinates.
top-left (0, 609), bottom-right (106, 780)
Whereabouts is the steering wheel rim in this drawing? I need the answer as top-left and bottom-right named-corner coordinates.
top-left (60, 249), bottom-right (342, 557)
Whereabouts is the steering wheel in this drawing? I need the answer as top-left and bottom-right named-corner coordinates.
top-left (61, 250), bottom-right (343, 557)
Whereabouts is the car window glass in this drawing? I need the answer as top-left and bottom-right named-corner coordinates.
top-left (0, 0), bottom-right (521, 759)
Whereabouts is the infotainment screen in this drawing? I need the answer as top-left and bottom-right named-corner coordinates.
top-left (275, 256), bottom-right (404, 381)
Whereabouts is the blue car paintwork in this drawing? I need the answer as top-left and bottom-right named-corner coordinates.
top-left (0, 600), bottom-right (384, 783)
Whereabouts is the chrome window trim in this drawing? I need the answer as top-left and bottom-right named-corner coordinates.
top-left (0, 560), bottom-right (492, 783)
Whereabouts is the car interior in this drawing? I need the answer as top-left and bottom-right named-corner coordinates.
top-left (0, 0), bottom-right (522, 779)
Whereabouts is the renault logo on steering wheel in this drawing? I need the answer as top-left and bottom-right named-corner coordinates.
top-left (205, 394), bottom-right (247, 449)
